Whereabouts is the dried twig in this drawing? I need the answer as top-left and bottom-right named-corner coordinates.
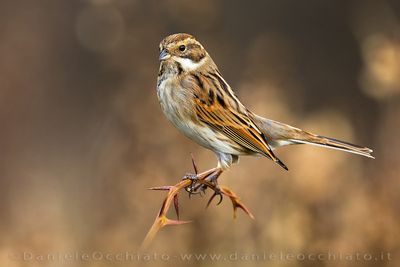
top-left (220, 186), bottom-right (255, 219)
top-left (141, 157), bottom-right (254, 249)
top-left (141, 179), bottom-right (192, 249)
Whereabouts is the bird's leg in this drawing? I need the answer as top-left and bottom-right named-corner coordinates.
top-left (205, 168), bottom-right (223, 187)
top-left (192, 168), bottom-right (222, 191)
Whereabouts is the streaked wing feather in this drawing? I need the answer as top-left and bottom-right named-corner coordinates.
top-left (187, 73), bottom-right (281, 163)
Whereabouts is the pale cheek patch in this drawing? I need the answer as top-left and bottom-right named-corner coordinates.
top-left (173, 56), bottom-right (206, 72)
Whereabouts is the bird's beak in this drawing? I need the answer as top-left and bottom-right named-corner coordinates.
top-left (159, 49), bottom-right (171, 61)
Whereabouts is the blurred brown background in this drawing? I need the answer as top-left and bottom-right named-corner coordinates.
top-left (1, 0), bottom-right (399, 266)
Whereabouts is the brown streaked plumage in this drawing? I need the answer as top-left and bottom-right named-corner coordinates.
top-left (156, 33), bottom-right (373, 182)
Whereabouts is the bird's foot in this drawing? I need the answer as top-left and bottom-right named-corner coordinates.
top-left (204, 171), bottom-right (223, 205)
top-left (181, 154), bottom-right (223, 202)
top-left (182, 173), bottom-right (198, 181)
top-left (207, 186), bottom-right (223, 206)
top-left (205, 171), bottom-right (220, 187)
top-left (188, 170), bottom-right (223, 205)
top-left (182, 173), bottom-right (203, 196)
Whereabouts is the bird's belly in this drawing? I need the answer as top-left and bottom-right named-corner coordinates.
top-left (179, 121), bottom-right (242, 155)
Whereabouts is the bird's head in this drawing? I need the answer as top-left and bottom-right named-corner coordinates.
top-left (159, 33), bottom-right (209, 72)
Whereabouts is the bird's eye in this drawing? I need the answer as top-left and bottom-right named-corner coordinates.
top-left (179, 45), bottom-right (186, 52)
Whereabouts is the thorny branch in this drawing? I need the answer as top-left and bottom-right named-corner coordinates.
top-left (141, 155), bottom-right (254, 249)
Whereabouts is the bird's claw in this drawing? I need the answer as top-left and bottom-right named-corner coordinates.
top-left (182, 173), bottom-right (198, 181)
top-left (182, 168), bottom-right (224, 205)
top-left (206, 186), bottom-right (223, 207)
top-left (182, 173), bottom-right (202, 196)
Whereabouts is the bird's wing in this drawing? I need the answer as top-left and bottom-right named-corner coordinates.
top-left (183, 72), bottom-right (288, 170)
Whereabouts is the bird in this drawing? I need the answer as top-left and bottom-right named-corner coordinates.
top-left (156, 33), bottom-right (373, 191)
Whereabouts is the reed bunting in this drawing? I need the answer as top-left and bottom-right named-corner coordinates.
top-left (156, 33), bottom-right (373, 186)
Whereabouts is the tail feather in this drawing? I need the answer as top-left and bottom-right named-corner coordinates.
top-left (291, 135), bottom-right (374, 159)
top-left (253, 115), bottom-right (374, 159)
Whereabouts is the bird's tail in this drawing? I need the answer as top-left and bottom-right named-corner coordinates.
top-left (290, 134), bottom-right (374, 158)
top-left (253, 115), bottom-right (374, 159)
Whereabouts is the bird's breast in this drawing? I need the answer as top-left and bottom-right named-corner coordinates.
top-left (157, 72), bottom-right (194, 124)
